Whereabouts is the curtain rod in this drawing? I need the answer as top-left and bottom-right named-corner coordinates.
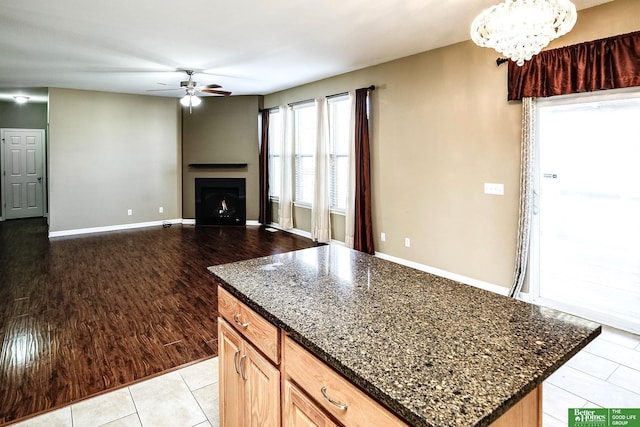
top-left (287, 85), bottom-right (375, 107)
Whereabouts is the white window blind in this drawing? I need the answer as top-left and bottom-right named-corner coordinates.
top-left (328, 96), bottom-right (350, 211)
top-left (268, 108), bottom-right (282, 199)
top-left (293, 102), bottom-right (316, 205)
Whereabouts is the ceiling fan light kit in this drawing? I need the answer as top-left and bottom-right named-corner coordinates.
top-left (470, 0), bottom-right (577, 66)
top-left (180, 93), bottom-right (201, 107)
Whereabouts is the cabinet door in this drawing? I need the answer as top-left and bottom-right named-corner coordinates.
top-left (219, 320), bottom-right (244, 427)
top-left (243, 343), bottom-right (281, 427)
top-left (284, 380), bottom-right (338, 427)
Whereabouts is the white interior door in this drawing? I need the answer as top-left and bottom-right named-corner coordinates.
top-left (532, 92), bottom-right (640, 334)
top-left (2, 129), bottom-right (45, 219)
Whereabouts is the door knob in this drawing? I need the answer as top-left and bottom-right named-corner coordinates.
top-left (37, 177), bottom-right (42, 181)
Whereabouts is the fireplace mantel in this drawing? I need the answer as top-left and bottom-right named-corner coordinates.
top-left (188, 163), bottom-right (248, 169)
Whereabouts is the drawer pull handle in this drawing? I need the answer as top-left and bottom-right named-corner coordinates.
top-left (233, 349), bottom-right (241, 374)
top-left (233, 314), bottom-right (249, 328)
top-left (239, 355), bottom-right (248, 381)
top-left (320, 386), bottom-right (348, 410)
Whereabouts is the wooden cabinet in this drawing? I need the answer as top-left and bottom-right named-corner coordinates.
top-left (284, 335), bottom-right (407, 427)
top-left (284, 380), bottom-right (338, 427)
top-left (218, 285), bottom-right (541, 427)
top-left (488, 386), bottom-right (542, 427)
top-left (219, 319), bottom-right (244, 426)
top-left (219, 319), bottom-right (281, 427)
top-left (218, 286), bottom-right (280, 363)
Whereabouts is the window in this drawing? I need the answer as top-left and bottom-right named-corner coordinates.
top-left (328, 96), bottom-right (351, 211)
top-left (268, 108), bottom-right (282, 200)
top-left (293, 103), bottom-right (316, 205)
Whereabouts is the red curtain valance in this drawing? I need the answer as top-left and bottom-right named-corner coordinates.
top-left (508, 31), bottom-right (640, 101)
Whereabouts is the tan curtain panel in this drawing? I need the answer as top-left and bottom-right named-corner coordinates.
top-left (509, 97), bottom-right (536, 298)
top-left (508, 31), bottom-right (640, 101)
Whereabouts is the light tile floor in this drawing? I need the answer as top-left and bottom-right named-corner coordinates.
top-left (12, 358), bottom-right (219, 427)
top-left (543, 326), bottom-right (640, 427)
top-left (12, 327), bottom-right (640, 427)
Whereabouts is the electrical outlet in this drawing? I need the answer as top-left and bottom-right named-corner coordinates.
top-left (380, 232), bottom-right (386, 242)
top-left (159, 207), bottom-right (164, 214)
top-left (127, 209), bottom-right (132, 216)
top-left (484, 183), bottom-right (504, 195)
top-left (404, 237), bottom-right (411, 248)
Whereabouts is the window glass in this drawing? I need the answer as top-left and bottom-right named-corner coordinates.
top-left (268, 108), bottom-right (282, 199)
top-left (294, 103), bottom-right (316, 204)
top-left (328, 96), bottom-right (351, 211)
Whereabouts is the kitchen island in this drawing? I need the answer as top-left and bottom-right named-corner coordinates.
top-left (208, 245), bottom-right (601, 427)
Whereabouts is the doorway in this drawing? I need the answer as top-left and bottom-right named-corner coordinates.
top-left (530, 90), bottom-right (640, 334)
top-left (1, 128), bottom-right (46, 220)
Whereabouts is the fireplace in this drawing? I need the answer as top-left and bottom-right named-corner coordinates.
top-left (195, 178), bottom-right (246, 226)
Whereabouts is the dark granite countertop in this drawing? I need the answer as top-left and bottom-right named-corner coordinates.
top-left (208, 245), bottom-right (601, 427)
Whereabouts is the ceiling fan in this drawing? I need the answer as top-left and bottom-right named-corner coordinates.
top-left (147, 70), bottom-right (231, 113)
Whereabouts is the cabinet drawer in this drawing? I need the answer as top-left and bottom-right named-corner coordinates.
top-left (284, 379), bottom-right (338, 427)
top-left (284, 335), bottom-right (407, 427)
top-left (218, 286), bottom-right (280, 364)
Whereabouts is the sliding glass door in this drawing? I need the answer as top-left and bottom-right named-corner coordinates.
top-left (531, 90), bottom-right (640, 334)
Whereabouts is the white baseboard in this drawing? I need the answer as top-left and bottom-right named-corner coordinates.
top-left (374, 251), bottom-right (510, 296)
top-left (246, 220), bottom-right (260, 226)
top-left (516, 290), bottom-right (532, 303)
top-left (48, 219), bottom-right (184, 238)
top-left (268, 222), bottom-right (313, 240)
top-left (49, 218), bottom-right (267, 237)
top-left (286, 228), bottom-right (312, 239)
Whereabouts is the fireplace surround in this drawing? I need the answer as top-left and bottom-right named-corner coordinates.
top-left (195, 178), bottom-right (246, 226)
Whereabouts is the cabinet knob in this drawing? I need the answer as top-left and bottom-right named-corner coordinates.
top-left (233, 313), bottom-right (250, 328)
top-left (320, 386), bottom-right (348, 410)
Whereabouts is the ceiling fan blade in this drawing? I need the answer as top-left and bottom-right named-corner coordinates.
top-left (200, 89), bottom-right (232, 96)
top-left (87, 67), bottom-right (179, 73)
top-left (204, 84), bottom-right (222, 89)
top-left (146, 88), bottom-right (182, 92)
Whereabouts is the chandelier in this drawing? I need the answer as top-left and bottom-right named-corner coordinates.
top-left (470, 0), bottom-right (577, 66)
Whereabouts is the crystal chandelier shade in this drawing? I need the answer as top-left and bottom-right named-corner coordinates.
top-left (470, 0), bottom-right (577, 66)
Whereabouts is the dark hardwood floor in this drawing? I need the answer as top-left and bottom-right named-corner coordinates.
top-left (0, 219), bottom-right (318, 425)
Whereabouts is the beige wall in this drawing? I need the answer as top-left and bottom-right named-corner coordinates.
top-left (48, 88), bottom-right (181, 232)
top-left (182, 96), bottom-right (260, 220)
top-left (265, 0), bottom-right (640, 288)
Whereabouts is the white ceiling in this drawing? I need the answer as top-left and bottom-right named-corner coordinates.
top-left (0, 0), bottom-right (611, 102)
